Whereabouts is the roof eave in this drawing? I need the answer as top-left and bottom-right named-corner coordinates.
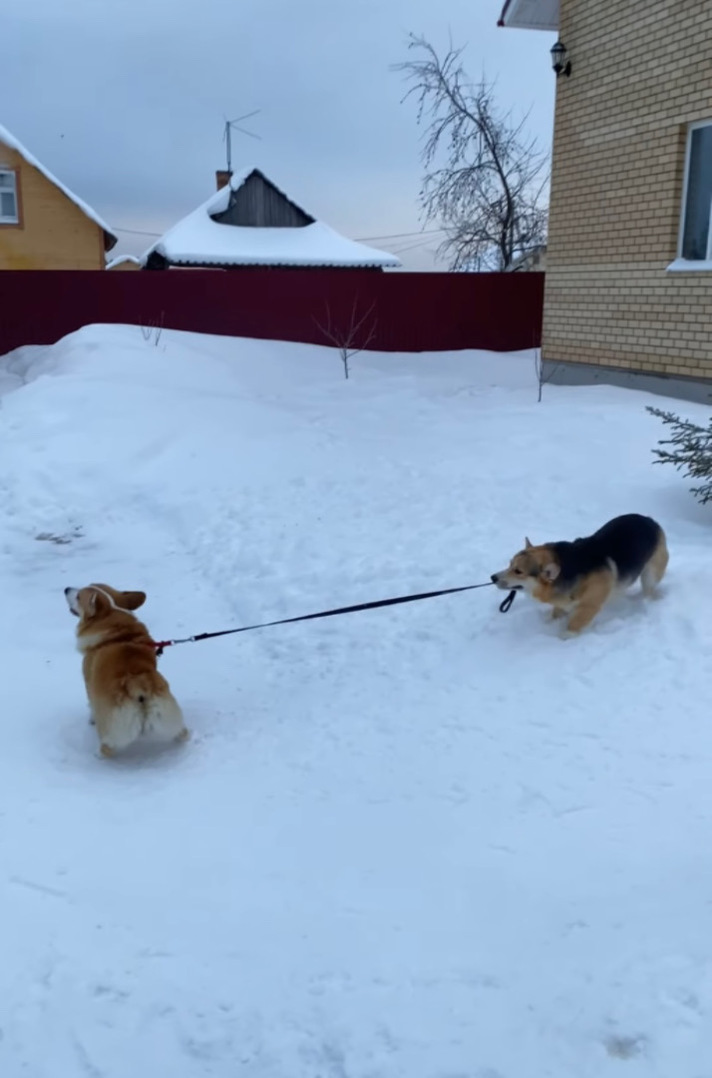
top-left (498, 0), bottom-right (559, 31)
top-left (166, 259), bottom-right (398, 269)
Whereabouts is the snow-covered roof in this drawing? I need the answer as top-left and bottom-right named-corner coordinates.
top-left (0, 123), bottom-right (117, 250)
top-left (498, 0), bottom-right (559, 30)
top-left (106, 255), bottom-right (141, 269)
top-left (142, 168), bottom-right (400, 269)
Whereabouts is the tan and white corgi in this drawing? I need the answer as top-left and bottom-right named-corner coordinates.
top-left (64, 583), bottom-right (189, 757)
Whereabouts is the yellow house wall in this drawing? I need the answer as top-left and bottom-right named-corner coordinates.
top-left (0, 142), bottom-right (106, 270)
top-left (543, 0), bottom-right (712, 380)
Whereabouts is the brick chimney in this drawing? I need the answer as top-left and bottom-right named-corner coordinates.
top-left (215, 170), bottom-right (232, 191)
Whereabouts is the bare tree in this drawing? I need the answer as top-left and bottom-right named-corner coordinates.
top-left (313, 299), bottom-right (377, 380)
top-left (396, 34), bottom-right (549, 271)
top-left (140, 310), bottom-right (165, 348)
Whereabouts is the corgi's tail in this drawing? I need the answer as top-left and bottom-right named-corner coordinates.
top-left (125, 673), bottom-right (154, 707)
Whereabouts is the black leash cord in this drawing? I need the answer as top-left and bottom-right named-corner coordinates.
top-left (154, 582), bottom-right (518, 655)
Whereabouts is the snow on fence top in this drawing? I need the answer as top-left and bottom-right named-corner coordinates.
top-left (0, 123), bottom-right (117, 248)
top-left (142, 167), bottom-right (401, 270)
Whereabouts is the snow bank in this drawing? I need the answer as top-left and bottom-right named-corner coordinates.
top-left (1, 324), bottom-right (712, 1076)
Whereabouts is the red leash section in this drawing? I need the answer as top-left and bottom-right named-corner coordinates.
top-left (152, 581), bottom-right (518, 655)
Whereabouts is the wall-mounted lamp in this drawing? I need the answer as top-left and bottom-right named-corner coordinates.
top-left (550, 40), bottom-right (571, 77)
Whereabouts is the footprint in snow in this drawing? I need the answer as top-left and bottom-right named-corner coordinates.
top-left (603, 1032), bottom-right (648, 1059)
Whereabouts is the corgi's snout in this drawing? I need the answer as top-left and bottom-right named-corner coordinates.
top-left (64, 586), bottom-right (81, 616)
top-left (490, 571), bottom-right (517, 592)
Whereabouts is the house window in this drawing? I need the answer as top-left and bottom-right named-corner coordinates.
top-left (680, 122), bottom-right (712, 261)
top-left (0, 169), bottom-right (18, 224)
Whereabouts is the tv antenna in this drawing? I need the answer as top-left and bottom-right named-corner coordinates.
top-left (223, 111), bottom-right (262, 173)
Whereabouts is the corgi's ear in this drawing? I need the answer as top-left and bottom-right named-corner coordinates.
top-left (524, 537), bottom-right (533, 549)
top-left (541, 562), bottom-right (560, 582)
top-left (86, 588), bottom-right (111, 615)
top-left (120, 590), bottom-right (146, 610)
top-left (92, 584), bottom-right (146, 610)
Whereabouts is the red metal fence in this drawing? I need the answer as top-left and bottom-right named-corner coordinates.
top-left (0, 269), bottom-right (544, 357)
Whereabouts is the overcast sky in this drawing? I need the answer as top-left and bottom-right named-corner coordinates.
top-left (4, 0), bottom-right (555, 269)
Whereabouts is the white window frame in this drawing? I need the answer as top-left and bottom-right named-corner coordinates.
top-left (0, 168), bottom-right (19, 224)
top-left (668, 119), bottom-right (712, 272)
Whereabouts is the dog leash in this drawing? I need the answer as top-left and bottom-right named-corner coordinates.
top-left (152, 582), bottom-right (518, 655)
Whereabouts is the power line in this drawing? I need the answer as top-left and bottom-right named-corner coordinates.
top-left (112, 224), bottom-right (446, 245)
top-left (390, 239), bottom-right (441, 257)
top-left (355, 228), bottom-right (445, 242)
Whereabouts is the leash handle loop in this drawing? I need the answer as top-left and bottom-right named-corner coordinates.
top-left (499, 589), bottom-right (517, 614)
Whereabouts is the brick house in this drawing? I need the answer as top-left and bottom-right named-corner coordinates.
top-left (0, 123), bottom-right (116, 269)
top-left (499, 0), bottom-right (712, 401)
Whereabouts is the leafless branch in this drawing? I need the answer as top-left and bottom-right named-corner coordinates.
top-left (140, 311), bottom-right (165, 347)
top-left (314, 299), bottom-right (377, 380)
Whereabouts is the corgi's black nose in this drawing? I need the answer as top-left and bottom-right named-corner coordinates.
top-left (64, 587), bottom-right (70, 595)
top-left (490, 573), bottom-right (498, 584)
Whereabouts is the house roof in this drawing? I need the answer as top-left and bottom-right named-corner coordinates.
top-left (142, 168), bottom-right (401, 269)
top-left (498, 0), bottom-right (559, 30)
top-left (0, 123), bottom-right (117, 251)
top-left (106, 255), bottom-right (141, 269)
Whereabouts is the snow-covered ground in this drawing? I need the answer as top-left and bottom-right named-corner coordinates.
top-left (1, 324), bottom-right (712, 1077)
